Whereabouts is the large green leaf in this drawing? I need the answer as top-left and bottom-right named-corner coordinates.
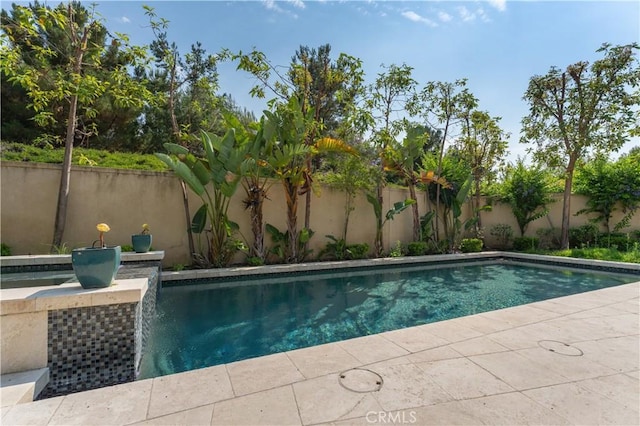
top-left (191, 204), bottom-right (208, 234)
top-left (155, 153), bottom-right (205, 196)
top-left (386, 199), bottom-right (416, 221)
top-left (366, 192), bottom-right (382, 220)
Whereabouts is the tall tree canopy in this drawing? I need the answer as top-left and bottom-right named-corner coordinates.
top-left (521, 42), bottom-right (640, 248)
top-left (1, 1), bottom-right (152, 248)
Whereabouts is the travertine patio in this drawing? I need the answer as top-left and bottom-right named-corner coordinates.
top-left (1, 281), bottom-right (638, 426)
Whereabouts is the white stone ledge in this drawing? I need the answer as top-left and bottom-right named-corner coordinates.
top-left (0, 368), bottom-right (49, 407)
top-left (0, 251), bottom-right (165, 267)
top-left (0, 278), bottom-right (149, 316)
top-left (161, 251), bottom-right (639, 282)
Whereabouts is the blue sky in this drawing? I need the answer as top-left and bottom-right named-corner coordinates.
top-left (88, 1), bottom-right (640, 159)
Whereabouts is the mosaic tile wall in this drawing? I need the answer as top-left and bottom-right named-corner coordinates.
top-left (41, 303), bottom-right (138, 397)
top-left (38, 265), bottom-right (160, 399)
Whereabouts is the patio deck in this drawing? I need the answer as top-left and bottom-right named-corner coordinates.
top-left (1, 281), bottom-right (638, 425)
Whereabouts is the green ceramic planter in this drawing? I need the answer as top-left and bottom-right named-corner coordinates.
top-left (71, 246), bottom-right (121, 289)
top-left (131, 234), bottom-right (152, 253)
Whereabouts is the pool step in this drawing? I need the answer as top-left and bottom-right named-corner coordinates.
top-left (0, 368), bottom-right (49, 407)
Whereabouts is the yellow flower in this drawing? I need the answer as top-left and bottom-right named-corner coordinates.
top-left (141, 223), bottom-right (150, 235)
top-left (96, 223), bottom-right (111, 233)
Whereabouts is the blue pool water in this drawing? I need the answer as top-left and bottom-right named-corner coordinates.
top-left (138, 261), bottom-right (637, 379)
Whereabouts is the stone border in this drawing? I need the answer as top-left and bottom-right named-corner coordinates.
top-left (161, 251), bottom-right (639, 285)
top-left (0, 251), bottom-right (165, 272)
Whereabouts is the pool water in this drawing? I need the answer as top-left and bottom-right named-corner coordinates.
top-left (0, 270), bottom-right (76, 289)
top-left (138, 261), bottom-right (637, 379)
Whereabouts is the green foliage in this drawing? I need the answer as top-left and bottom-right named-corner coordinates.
top-left (1, 243), bottom-right (12, 256)
top-left (0, 142), bottom-right (169, 171)
top-left (246, 256), bottom-right (264, 266)
top-left (498, 160), bottom-right (555, 236)
top-left (569, 224), bottom-right (599, 248)
top-left (489, 224), bottom-right (514, 249)
top-left (346, 243), bottom-right (369, 260)
top-left (574, 155), bottom-right (640, 233)
top-left (535, 228), bottom-right (561, 250)
top-left (318, 235), bottom-right (369, 260)
top-left (513, 237), bottom-right (540, 251)
top-left (547, 247), bottom-right (640, 264)
top-left (598, 232), bottom-right (637, 252)
top-left (389, 241), bottom-right (405, 257)
top-left (121, 244), bottom-right (134, 253)
top-left (521, 43), bottom-right (640, 248)
top-left (156, 130), bottom-right (247, 267)
top-left (366, 193), bottom-right (415, 257)
top-left (318, 152), bottom-right (378, 241)
top-left (318, 235), bottom-right (348, 260)
top-left (407, 241), bottom-right (427, 256)
top-left (460, 238), bottom-right (483, 253)
top-left (266, 224), bottom-right (314, 264)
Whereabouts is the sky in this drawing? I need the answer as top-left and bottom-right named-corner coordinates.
top-left (22, 1), bottom-right (640, 161)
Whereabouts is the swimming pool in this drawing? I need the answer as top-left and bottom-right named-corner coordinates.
top-left (139, 259), bottom-right (638, 379)
top-left (0, 270), bottom-right (76, 289)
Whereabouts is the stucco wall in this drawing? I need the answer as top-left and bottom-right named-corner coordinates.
top-left (1, 162), bottom-right (638, 266)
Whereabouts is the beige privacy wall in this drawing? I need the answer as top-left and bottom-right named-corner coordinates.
top-left (1, 162), bottom-right (638, 266)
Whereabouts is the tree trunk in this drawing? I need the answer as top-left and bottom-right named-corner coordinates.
top-left (409, 182), bottom-right (420, 241)
top-left (561, 155), bottom-right (577, 249)
top-left (474, 176), bottom-right (482, 231)
top-left (375, 183), bottom-right (384, 257)
top-left (180, 181), bottom-right (196, 258)
top-left (52, 24), bottom-right (88, 250)
top-left (168, 54), bottom-right (196, 262)
top-left (284, 180), bottom-right (298, 263)
top-left (51, 94), bottom-right (78, 250)
top-left (342, 192), bottom-right (352, 242)
top-left (434, 122), bottom-right (449, 243)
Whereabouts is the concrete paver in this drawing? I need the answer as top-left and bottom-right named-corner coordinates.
top-left (1, 281), bottom-right (638, 426)
top-left (226, 352), bottom-right (304, 396)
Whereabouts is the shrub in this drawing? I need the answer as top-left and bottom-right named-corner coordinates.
top-left (460, 238), bottom-right (483, 253)
top-left (346, 243), bottom-right (369, 260)
top-left (569, 224), bottom-right (599, 248)
top-left (489, 224), bottom-right (514, 249)
top-left (389, 241), bottom-right (404, 257)
top-left (513, 237), bottom-right (539, 251)
top-left (318, 235), bottom-right (348, 260)
top-left (407, 241), bottom-right (427, 256)
top-left (246, 256), bottom-right (264, 266)
top-left (1, 243), bottom-right (11, 256)
top-left (536, 228), bottom-right (561, 250)
top-left (599, 232), bottom-right (635, 251)
top-left (121, 244), bottom-right (134, 252)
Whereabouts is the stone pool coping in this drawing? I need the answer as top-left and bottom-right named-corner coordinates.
top-left (161, 251), bottom-right (640, 283)
top-left (0, 277), bottom-right (149, 316)
top-left (0, 251), bottom-right (165, 268)
top-left (1, 280), bottom-right (638, 425)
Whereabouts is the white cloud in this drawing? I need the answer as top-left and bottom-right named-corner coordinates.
top-left (262, 0), bottom-right (299, 18)
top-left (401, 10), bottom-right (437, 27)
top-left (119, 16), bottom-right (131, 24)
top-left (438, 11), bottom-right (452, 22)
top-left (477, 8), bottom-right (491, 22)
top-left (287, 0), bottom-right (305, 9)
top-left (488, 0), bottom-right (506, 12)
top-left (457, 6), bottom-right (475, 22)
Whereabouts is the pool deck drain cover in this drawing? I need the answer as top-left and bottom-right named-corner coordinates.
top-left (538, 340), bottom-right (584, 356)
top-left (338, 368), bottom-right (383, 393)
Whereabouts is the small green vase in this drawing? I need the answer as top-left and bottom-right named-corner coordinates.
top-left (131, 234), bottom-right (152, 253)
top-left (72, 246), bottom-right (121, 289)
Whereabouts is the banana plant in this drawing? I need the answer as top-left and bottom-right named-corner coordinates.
top-left (224, 113), bottom-right (275, 263)
top-left (382, 124), bottom-right (450, 242)
top-left (156, 129), bottom-right (247, 267)
top-left (261, 97), bottom-right (357, 263)
top-left (366, 193), bottom-right (416, 257)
